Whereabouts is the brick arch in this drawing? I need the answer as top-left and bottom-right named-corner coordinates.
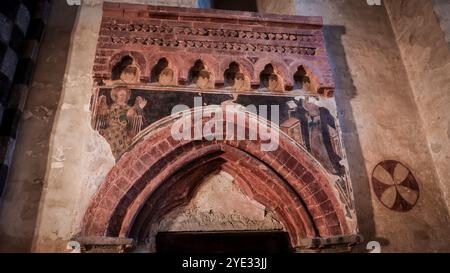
top-left (176, 55), bottom-right (220, 83)
top-left (218, 56), bottom-right (255, 83)
top-left (81, 107), bottom-right (352, 249)
top-left (253, 58), bottom-right (291, 86)
top-left (122, 143), bottom-right (318, 248)
top-left (147, 52), bottom-right (185, 83)
top-left (288, 61), bottom-right (322, 92)
top-left (109, 50), bottom-right (147, 81)
top-left (193, 55), bottom-right (220, 80)
top-left (148, 56), bottom-right (179, 85)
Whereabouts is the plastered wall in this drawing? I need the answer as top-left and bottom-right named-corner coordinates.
top-left (0, 0), bottom-right (449, 253)
top-left (294, 0), bottom-right (450, 252)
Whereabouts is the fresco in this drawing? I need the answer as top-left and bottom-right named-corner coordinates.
top-left (92, 86), bottom-right (345, 178)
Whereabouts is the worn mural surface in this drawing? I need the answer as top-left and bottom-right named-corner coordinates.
top-left (90, 3), bottom-right (356, 218)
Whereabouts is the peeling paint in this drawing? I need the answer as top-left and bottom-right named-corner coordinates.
top-left (51, 162), bottom-right (64, 169)
top-left (159, 171), bottom-right (284, 232)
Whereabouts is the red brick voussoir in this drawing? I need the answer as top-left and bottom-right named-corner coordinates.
top-left (81, 107), bottom-right (351, 248)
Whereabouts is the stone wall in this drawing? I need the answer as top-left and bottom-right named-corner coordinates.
top-left (31, 0), bottom-right (208, 253)
top-left (152, 171), bottom-right (284, 252)
top-left (159, 171), bottom-right (284, 233)
top-left (256, 0), bottom-right (296, 15)
top-left (295, 0), bottom-right (450, 252)
top-left (0, 0), bottom-right (449, 253)
top-left (385, 0), bottom-right (450, 212)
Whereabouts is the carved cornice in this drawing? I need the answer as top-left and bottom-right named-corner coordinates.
top-left (93, 3), bottom-right (336, 95)
top-left (100, 19), bottom-right (321, 56)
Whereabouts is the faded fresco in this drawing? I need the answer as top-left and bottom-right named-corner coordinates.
top-left (94, 86), bottom-right (147, 158)
top-left (91, 81), bottom-right (354, 219)
top-left (88, 4), bottom-right (356, 222)
top-left (92, 85), bottom-right (344, 176)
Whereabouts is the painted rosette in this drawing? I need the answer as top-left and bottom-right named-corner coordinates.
top-left (371, 160), bottom-right (419, 212)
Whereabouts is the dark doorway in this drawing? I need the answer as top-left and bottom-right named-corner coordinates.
top-left (212, 0), bottom-right (258, 12)
top-left (156, 231), bottom-right (291, 253)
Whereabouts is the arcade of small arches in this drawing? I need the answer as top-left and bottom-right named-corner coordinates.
top-left (99, 52), bottom-right (334, 97)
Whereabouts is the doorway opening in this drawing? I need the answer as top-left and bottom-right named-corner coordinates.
top-left (156, 231), bottom-right (291, 253)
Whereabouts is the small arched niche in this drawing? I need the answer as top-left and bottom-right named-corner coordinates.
top-left (224, 62), bottom-right (251, 92)
top-left (259, 64), bottom-right (284, 92)
top-left (150, 58), bottom-right (177, 86)
top-left (111, 55), bottom-right (141, 84)
top-left (293, 65), bottom-right (313, 92)
top-left (188, 59), bottom-right (215, 89)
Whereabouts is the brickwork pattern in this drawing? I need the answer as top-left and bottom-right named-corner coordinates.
top-left (92, 3), bottom-right (335, 95)
top-left (81, 108), bottom-right (352, 248)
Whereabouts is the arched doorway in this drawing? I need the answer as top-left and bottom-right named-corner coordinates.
top-left (152, 170), bottom-right (290, 253)
top-left (80, 106), bottom-right (357, 252)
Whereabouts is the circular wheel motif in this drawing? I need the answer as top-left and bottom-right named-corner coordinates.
top-left (371, 160), bottom-right (419, 212)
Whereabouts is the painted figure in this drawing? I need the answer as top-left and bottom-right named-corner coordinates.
top-left (300, 97), bottom-right (344, 175)
top-left (194, 70), bottom-right (214, 89)
top-left (231, 72), bottom-right (251, 92)
top-left (105, 56), bottom-right (141, 86)
top-left (158, 67), bottom-right (176, 86)
top-left (96, 86), bottom-right (147, 159)
top-left (268, 74), bottom-right (284, 92)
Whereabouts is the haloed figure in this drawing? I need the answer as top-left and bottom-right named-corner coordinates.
top-left (195, 70), bottom-right (212, 89)
top-left (96, 86), bottom-right (148, 159)
top-left (120, 63), bottom-right (140, 83)
top-left (158, 67), bottom-right (175, 86)
top-left (268, 74), bottom-right (284, 92)
top-left (233, 72), bottom-right (251, 92)
top-left (107, 58), bottom-right (141, 85)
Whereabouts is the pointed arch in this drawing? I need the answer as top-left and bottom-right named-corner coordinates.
top-left (109, 51), bottom-right (146, 80)
top-left (81, 106), bottom-right (353, 249)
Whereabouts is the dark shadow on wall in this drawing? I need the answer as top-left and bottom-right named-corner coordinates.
top-left (431, 0), bottom-right (450, 51)
top-left (197, 0), bottom-right (258, 12)
top-left (0, 2), bottom-right (78, 252)
top-left (322, 26), bottom-right (384, 251)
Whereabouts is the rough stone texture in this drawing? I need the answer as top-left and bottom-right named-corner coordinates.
top-left (256, 0), bottom-right (295, 15)
top-left (385, 0), bottom-right (450, 213)
top-left (295, 0), bottom-right (450, 252)
top-left (149, 171), bottom-right (284, 252)
top-left (160, 171), bottom-right (284, 232)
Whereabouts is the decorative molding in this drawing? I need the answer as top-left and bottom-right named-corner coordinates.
top-left (92, 3), bottom-right (336, 94)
